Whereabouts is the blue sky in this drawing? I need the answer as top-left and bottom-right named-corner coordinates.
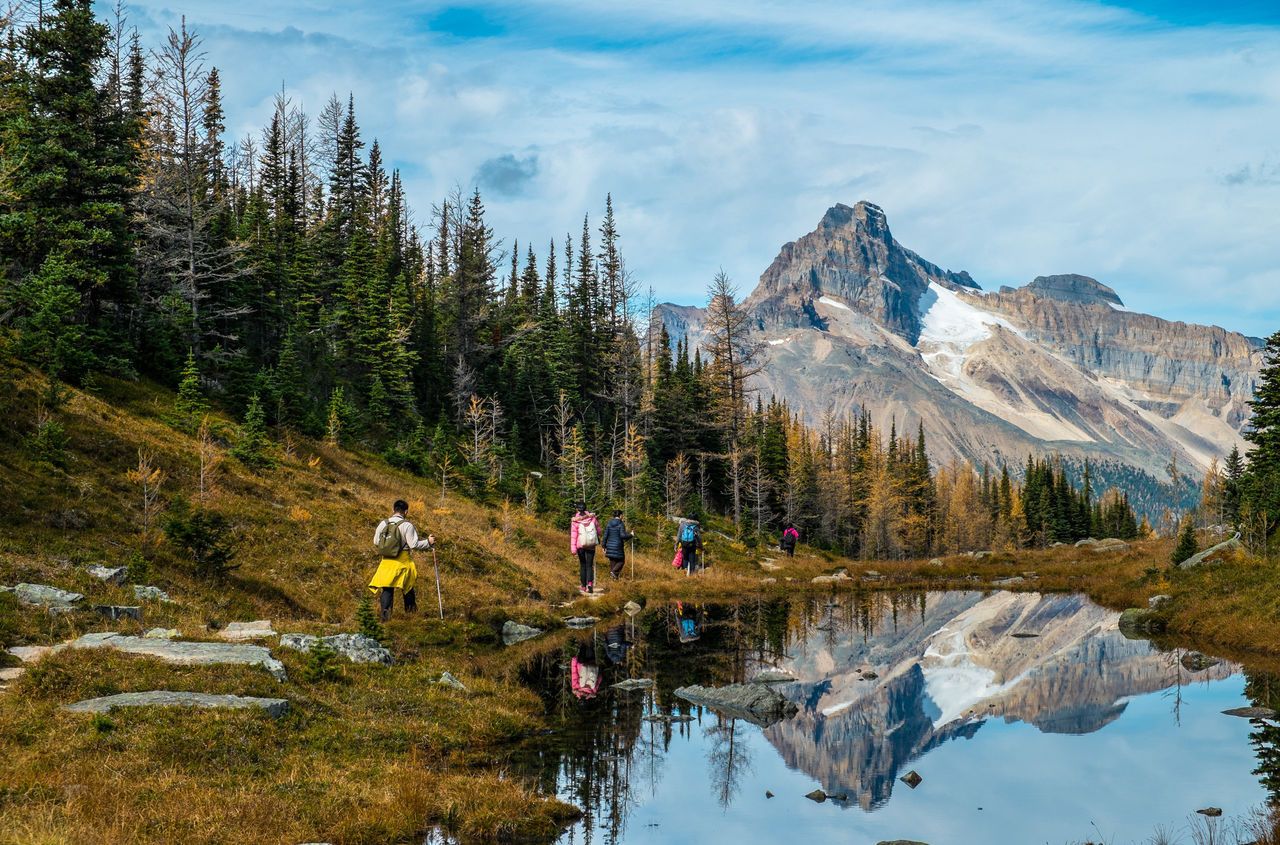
top-left (107, 0), bottom-right (1280, 336)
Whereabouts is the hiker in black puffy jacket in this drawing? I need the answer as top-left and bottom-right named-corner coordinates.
top-left (602, 510), bottom-right (634, 579)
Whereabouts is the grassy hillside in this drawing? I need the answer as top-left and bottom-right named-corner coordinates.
top-left (2, 346), bottom-right (1280, 844)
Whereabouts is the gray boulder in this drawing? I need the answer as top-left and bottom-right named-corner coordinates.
top-left (992, 576), bottom-right (1025, 586)
top-left (143, 628), bottom-right (179, 640)
top-left (66, 632), bottom-right (287, 681)
top-left (87, 565), bottom-right (127, 585)
top-left (501, 621), bottom-right (543, 645)
top-left (1178, 533), bottom-right (1243, 569)
top-left (927, 558), bottom-right (943, 567)
top-left (12, 583), bottom-right (83, 612)
top-left (133, 585), bottom-right (173, 602)
top-left (64, 691), bottom-right (289, 718)
top-left (1092, 538), bottom-right (1129, 552)
top-left (564, 616), bottom-right (598, 628)
top-left (278, 633), bottom-right (392, 665)
top-left (674, 682), bottom-right (799, 727)
top-left (436, 671), bottom-right (467, 691)
top-left (1148, 594), bottom-right (1172, 609)
top-left (752, 669), bottom-right (798, 684)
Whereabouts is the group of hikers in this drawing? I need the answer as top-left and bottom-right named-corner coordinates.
top-left (366, 499), bottom-right (801, 616)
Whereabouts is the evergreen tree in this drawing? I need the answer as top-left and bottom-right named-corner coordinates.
top-left (1172, 515), bottom-right (1199, 565)
top-left (231, 392), bottom-right (272, 468)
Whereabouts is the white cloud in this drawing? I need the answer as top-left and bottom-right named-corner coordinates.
top-left (110, 0), bottom-right (1280, 335)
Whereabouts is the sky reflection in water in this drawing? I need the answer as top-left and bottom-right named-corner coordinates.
top-left (523, 592), bottom-right (1271, 845)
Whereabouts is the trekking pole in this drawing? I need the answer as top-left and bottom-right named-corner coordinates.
top-left (431, 546), bottom-right (444, 620)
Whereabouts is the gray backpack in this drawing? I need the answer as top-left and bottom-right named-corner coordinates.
top-left (375, 518), bottom-right (405, 557)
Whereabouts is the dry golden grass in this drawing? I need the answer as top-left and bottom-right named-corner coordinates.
top-left (3, 353), bottom-right (1280, 842)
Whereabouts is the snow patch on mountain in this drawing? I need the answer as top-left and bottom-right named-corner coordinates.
top-left (817, 295), bottom-right (851, 311)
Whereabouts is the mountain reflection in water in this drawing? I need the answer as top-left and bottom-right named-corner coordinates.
top-left (514, 592), bottom-right (1272, 844)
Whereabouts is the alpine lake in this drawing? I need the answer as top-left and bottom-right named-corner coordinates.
top-left (495, 590), bottom-right (1280, 845)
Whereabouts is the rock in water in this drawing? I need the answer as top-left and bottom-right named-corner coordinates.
top-left (501, 621), bottom-right (544, 645)
top-left (1196, 807), bottom-right (1223, 817)
top-left (564, 616), bottom-right (598, 628)
top-left (609, 676), bottom-right (650, 691)
top-left (1118, 608), bottom-right (1165, 636)
top-left (805, 789), bottom-right (827, 803)
top-left (1180, 651), bottom-right (1222, 672)
top-left (278, 633), bottom-right (392, 665)
top-left (66, 632), bottom-right (287, 681)
top-left (1179, 533), bottom-right (1243, 569)
top-left (87, 565), bottom-right (127, 585)
top-left (765, 790), bottom-right (774, 799)
top-left (63, 691), bottom-right (289, 718)
top-left (900, 770), bottom-right (923, 789)
top-left (752, 669), bottom-right (798, 684)
top-left (674, 682), bottom-right (799, 727)
top-left (11, 583), bottom-right (83, 612)
top-left (219, 620), bottom-right (276, 640)
top-left (876, 841), bottom-right (931, 845)
top-left (1223, 706), bottom-right (1278, 719)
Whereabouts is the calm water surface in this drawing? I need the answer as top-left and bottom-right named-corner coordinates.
top-left (513, 591), bottom-right (1280, 845)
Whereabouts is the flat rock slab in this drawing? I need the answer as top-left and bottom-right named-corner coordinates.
top-left (674, 682), bottom-right (799, 728)
top-left (612, 678), bottom-right (654, 690)
top-left (11, 583), bottom-right (83, 611)
top-left (279, 633), bottom-right (393, 665)
top-left (1223, 706), bottom-right (1277, 719)
top-left (219, 620), bottom-right (276, 640)
top-left (67, 632), bottom-right (287, 681)
top-left (752, 669), bottom-right (798, 684)
top-left (63, 691), bottom-right (289, 718)
top-left (143, 628), bottom-right (179, 640)
top-left (9, 646), bottom-right (55, 663)
top-left (501, 621), bottom-right (544, 645)
top-left (0, 667), bottom-right (25, 682)
top-left (1179, 534), bottom-right (1243, 569)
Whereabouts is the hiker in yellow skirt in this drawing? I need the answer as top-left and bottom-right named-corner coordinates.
top-left (369, 499), bottom-right (435, 621)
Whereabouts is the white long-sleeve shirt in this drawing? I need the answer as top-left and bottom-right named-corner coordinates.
top-left (374, 515), bottom-right (433, 553)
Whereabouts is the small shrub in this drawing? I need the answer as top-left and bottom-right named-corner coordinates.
top-left (0, 592), bottom-right (19, 648)
top-left (91, 714), bottom-right (116, 734)
top-left (304, 639), bottom-right (341, 683)
top-left (25, 406), bottom-right (69, 468)
top-left (356, 594), bottom-right (385, 644)
top-left (164, 498), bottom-right (238, 580)
top-left (125, 549), bottom-right (151, 585)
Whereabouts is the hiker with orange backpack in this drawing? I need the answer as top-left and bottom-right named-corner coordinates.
top-left (570, 503), bottom-right (602, 595)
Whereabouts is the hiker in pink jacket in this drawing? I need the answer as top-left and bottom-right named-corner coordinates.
top-left (570, 502), bottom-right (602, 594)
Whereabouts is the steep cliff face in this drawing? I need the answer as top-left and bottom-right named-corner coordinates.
top-left (654, 202), bottom-right (1261, 479)
top-left (760, 591), bottom-right (1235, 810)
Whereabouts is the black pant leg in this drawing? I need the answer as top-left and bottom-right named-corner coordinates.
top-left (403, 588), bottom-right (418, 612)
top-left (379, 587), bottom-right (394, 618)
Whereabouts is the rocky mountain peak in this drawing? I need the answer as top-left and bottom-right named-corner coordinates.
top-left (1001, 274), bottom-right (1124, 307)
top-left (746, 201), bottom-right (978, 342)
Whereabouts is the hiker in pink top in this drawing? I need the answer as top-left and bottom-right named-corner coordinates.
top-left (570, 502), bottom-right (602, 594)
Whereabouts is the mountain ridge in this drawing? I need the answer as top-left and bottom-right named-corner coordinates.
top-left (655, 201), bottom-right (1262, 487)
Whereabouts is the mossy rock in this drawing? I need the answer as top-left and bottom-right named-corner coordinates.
top-left (1118, 607), bottom-right (1166, 637)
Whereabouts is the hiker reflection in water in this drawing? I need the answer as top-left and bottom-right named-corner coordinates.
top-left (571, 639), bottom-right (603, 699)
top-left (675, 600), bottom-right (701, 642)
top-left (604, 623), bottom-right (633, 665)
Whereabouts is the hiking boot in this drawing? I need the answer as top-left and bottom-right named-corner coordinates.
top-left (587, 582), bottom-right (594, 594)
